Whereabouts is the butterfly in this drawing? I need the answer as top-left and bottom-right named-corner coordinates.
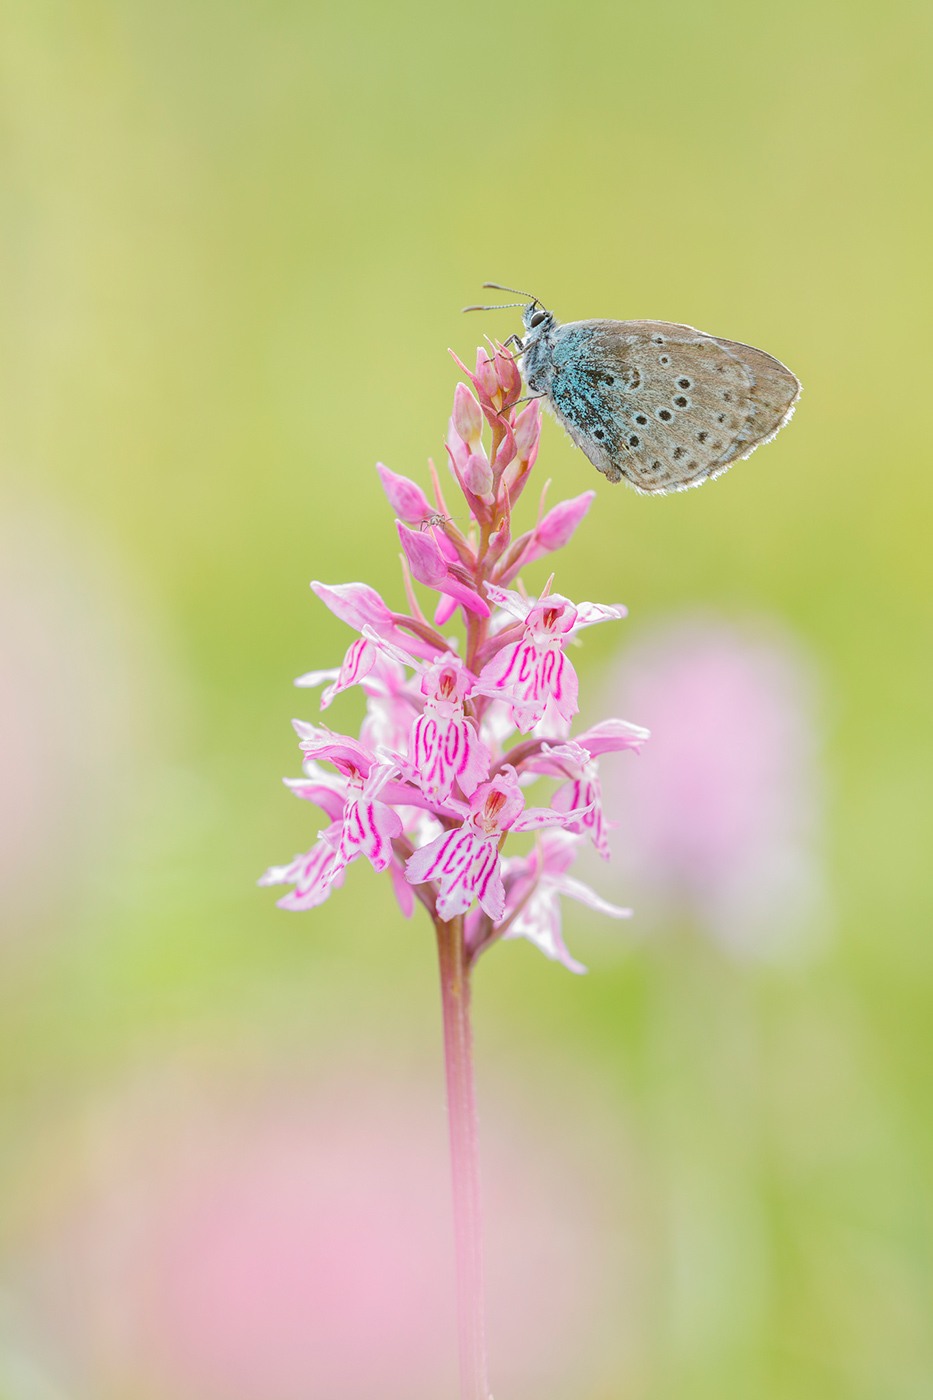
top-left (464, 284), bottom-right (801, 495)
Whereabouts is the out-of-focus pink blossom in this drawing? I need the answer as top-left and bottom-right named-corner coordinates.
top-left (600, 617), bottom-right (824, 958)
top-left (258, 822), bottom-right (348, 911)
top-left (500, 830), bottom-right (632, 973)
top-left (18, 1071), bottom-right (633, 1400)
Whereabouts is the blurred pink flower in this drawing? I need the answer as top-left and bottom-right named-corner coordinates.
top-left (8, 1069), bottom-right (639, 1400)
top-left (600, 617), bottom-right (825, 957)
top-left (498, 829), bottom-right (632, 974)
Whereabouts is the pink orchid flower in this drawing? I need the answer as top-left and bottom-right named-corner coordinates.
top-left (500, 830), bottom-right (632, 973)
top-left (404, 766), bottom-right (592, 921)
top-left (410, 653), bottom-right (490, 802)
top-left (476, 584), bottom-right (627, 732)
top-left (258, 822), bottom-right (347, 912)
top-left (522, 718), bottom-right (650, 859)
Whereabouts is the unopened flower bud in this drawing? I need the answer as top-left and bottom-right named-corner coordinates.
top-left (495, 348), bottom-right (522, 405)
top-left (474, 349), bottom-right (500, 400)
top-left (375, 463), bottom-right (432, 525)
top-left (452, 383), bottom-right (484, 445)
top-left (397, 521), bottom-right (447, 587)
top-left (513, 400), bottom-right (541, 460)
top-left (462, 450), bottom-right (493, 495)
top-left (531, 491), bottom-right (595, 556)
top-left (446, 420), bottom-right (471, 474)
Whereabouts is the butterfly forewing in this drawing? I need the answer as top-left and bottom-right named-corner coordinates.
top-left (546, 319), bottom-right (800, 494)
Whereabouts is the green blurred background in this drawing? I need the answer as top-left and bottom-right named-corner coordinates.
top-left (1, 1), bottom-right (931, 1397)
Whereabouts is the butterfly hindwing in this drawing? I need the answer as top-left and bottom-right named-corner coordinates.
top-left (544, 319), bottom-right (800, 494)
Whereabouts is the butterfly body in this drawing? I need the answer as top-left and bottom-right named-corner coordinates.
top-left (517, 305), bottom-right (801, 494)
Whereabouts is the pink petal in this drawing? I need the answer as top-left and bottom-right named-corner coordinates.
top-left (573, 716), bottom-right (650, 754)
top-left (411, 713), bottom-right (490, 802)
top-left (283, 777), bottom-right (347, 824)
top-left (573, 601), bottom-right (628, 630)
top-left (311, 580), bottom-right (395, 631)
top-left (339, 796), bottom-right (403, 873)
top-left (375, 463), bottom-right (432, 524)
top-left (511, 799), bottom-right (594, 832)
top-left (404, 827), bottom-right (468, 885)
top-left (437, 574), bottom-right (491, 617)
top-left (320, 638), bottom-right (378, 709)
top-left (462, 451), bottom-right (494, 496)
top-left (389, 856), bottom-right (415, 917)
top-left (555, 873), bottom-right (632, 920)
top-left (433, 593), bottom-right (459, 627)
top-left (504, 888), bottom-right (587, 974)
top-left (512, 399), bottom-right (541, 460)
top-left (258, 828), bottom-right (346, 911)
top-left (552, 777), bottom-right (611, 859)
top-left (293, 666), bottom-right (339, 689)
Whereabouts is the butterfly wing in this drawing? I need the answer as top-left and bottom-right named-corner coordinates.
top-left (545, 320), bottom-right (801, 494)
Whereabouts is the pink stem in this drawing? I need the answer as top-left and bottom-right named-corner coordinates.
top-left (436, 915), bottom-right (489, 1400)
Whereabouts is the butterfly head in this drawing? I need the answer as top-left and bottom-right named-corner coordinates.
top-left (521, 301), bottom-right (554, 334)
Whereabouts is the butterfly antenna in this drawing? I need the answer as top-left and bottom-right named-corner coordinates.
top-left (462, 281), bottom-right (544, 314)
top-left (462, 301), bottom-right (527, 313)
top-left (482, 282), bottom-right (541, 302)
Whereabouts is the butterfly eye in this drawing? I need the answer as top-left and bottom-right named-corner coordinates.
top-left (530, 310), bottom-right (547, 328)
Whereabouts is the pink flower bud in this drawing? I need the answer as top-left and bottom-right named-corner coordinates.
top-left (474, 349), bottom-right (500, 400)
top-left (397, 523), bottom-right (490, 617)
top-left (446, 421), bottom-right (470, 473)
top-left (513, 400), bottom-right (541, 460)
top-left (495, 347), bottom-right (522, 404)
top-left (529, 492), bottom-right (595, 559)
top-left (462, 451), bottom-right (493, 496)
top-left (452, 384), bottom-right (483, 445)
top-left (397, 521), bottom-right (447, 588)
top-left (472, 347), bottom-right (522, 413)
top-left (375, 463), bottom-right (432, 525)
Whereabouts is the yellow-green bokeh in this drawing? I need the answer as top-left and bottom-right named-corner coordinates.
top-left (1, 1), bottom-right (931, 1396)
